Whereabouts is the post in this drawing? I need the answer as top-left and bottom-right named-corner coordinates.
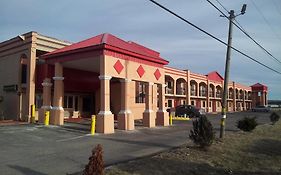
top-left (31, 104), bottom-right (36, 124)
top-left (169, 114), bottom-right (173, 125)
top-left (44, 111), bottom-right (50, 126)
top-left (91, 115), bottom-right (96, 135)
top-left (220, 10), bottom-right (235, 138)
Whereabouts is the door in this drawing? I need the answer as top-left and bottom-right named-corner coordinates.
top-left (196, 100), bottom-right (201, 108)
top-left (212, 101), bottom-right (216, 112)
top-left (82, 95), bottom-right (95, 118)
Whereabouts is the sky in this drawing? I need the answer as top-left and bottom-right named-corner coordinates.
top-left (0, 0), bottom-right (281, 100)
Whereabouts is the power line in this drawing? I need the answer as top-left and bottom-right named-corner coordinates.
top-left (214, 0), bottom-right (228, 13)
top-left (147, 0), bottom-right (281, 75)
top-left (206, 0), bottom-right (281, 65)
top-left (250, 0), bottom-right (281, 42)
top-left (271, 0), bottom-right (281, 16)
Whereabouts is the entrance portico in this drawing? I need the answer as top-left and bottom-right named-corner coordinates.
top-left (40, 33), bottom-right (169, 134)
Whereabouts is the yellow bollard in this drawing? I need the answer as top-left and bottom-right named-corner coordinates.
top-left (91, 115), bottom-right (96, 135)
top-left (31, 105), bottom-right (36, 124)
top-left (44, 111), bottom-right (50, 126)
top-left (169, 114), bottom-right (173, 125)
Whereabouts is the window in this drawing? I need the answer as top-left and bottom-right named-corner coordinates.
top-left (191, 84), bottom-right (196, 96)
top-left (183, 100), bottom-right (186, 105)
top-left (209, 102), bottom-right (212, 107)
top-left (191, 100), bottom-right (195, 106)
top-left (229, 89), bottom-right (233, 99)
top-left (209, 86), bottom-right (214, 97)
top-left (216, 87), bottom-right (222, 98)
top-left (168, 100), bottom-right (172, 107)
top-left (21, 64), bottom-right (27, 84)
top-left (167, 81), bottom-right (172, 89)
top-left (199, 84), bottom-right (206, 97)
top-left (165, 81), bottom-right (173, 94)
top-left (202, 101), bottom-right (206, 107)
top-left (135, 81), bottom-right (145, 103)
top-left (35, 94), bottom-right (43, 109)
top-left (64, 95), bottom-right (74, 108)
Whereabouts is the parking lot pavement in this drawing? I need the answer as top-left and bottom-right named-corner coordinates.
top-left (0, 111), bottom-right (272, 175)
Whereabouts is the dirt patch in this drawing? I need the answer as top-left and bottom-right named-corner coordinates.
top-left (106, 120), bottom-right (281, 175)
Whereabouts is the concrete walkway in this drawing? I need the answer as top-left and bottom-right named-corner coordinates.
top-left (0, 112), bottom-right (271, 175)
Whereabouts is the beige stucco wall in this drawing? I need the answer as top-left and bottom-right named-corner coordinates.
top-left (0, 47), bottom-right (30, 119)
top-left (104, 55), bottom-right (165, 84)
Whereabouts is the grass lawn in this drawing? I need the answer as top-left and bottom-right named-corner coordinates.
top-left (106, 114), bottom-right (281, 175)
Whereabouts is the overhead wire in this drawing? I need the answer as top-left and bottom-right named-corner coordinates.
top-left (147, 0), bottom-right (281, 75)
top-left (206, 0), bottom-right (281, 65)
top-left (250, 0), bottom-right (281, 42)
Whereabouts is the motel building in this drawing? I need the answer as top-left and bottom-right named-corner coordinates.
top-left (0, 31), bottom-right (268, 133)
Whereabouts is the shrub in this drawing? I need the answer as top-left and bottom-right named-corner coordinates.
top-left (237, 117), bottom-right (258, 132)
top-left (270, 112), bottom-right (280, 124)
top-left (189, 115), bottom-right (215, 148)
top-left (83, 144), bottom-right (104, 175)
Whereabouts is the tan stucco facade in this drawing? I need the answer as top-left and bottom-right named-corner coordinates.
top-left (0, 32), bottom-right (261, 135)
top-left (0, 32), bottom-right (71, 121)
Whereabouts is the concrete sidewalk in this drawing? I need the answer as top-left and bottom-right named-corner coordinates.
top-left (0, 112), bottom-right (271, 175)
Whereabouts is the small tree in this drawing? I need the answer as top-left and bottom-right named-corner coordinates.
top-left (270, 112), bottom-right (280, 124)
top-left (189, 115), bottom-right (215, 148)
top-left (83, 144), bottom-right (104, 175)
top-left (237, 117), bottom-right (258, 132)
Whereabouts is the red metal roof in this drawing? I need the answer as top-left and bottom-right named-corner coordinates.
top-left (42, 33), bottom-right (168, 65)
top-left (251, 83), bottom-right (267, 88)
top-left (206, 71), bottom-right (224, 82)
top-left (251, 83), bottom-right (268, 91)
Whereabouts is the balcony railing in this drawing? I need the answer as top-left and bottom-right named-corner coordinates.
top-left (191, 90), bottom-right (196, 96)
top-left (176, 88), bottom-right (186, 95)
top-left (199, 90), bottom-right (207, 97)
top-left (216, 92), bottom-right (222, 98)
top-left (165, 88), bottom-right (173, 94)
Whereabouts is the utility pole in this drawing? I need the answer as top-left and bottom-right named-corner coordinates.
top-left (220, 5), bottom-right (247, 139)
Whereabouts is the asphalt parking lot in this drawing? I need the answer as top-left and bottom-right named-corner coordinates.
top-left (0, 111), bottom-right (272, 175)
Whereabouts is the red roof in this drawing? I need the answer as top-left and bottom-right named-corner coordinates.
top-left (251, 83), bottom-right (267, 88)
top-left (251, 83), bottom-right (268, 91)
top-left (42, 33), bottom-right (168, 65)
top-left (206, 71), bottom-right (224, 82)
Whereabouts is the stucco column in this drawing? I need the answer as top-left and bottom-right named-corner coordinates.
top-left (233, 82), bottom-right (236, 111)
top-left (96, 75), bottom-right (114, 134)
top-left (196, 82), bottom-right (199, 97)
top-left (186, 70), bottom-right (191, 105)
top-left (206, 80), bottom-right (210, 112)
top-left (26, 46), bottom-right (36, 121)
top-left (38, 78), bottom-right (52, 123)
top-left (243, 91), bottom-right (246, 111)
top-left (50, 63), bottom-right (64, 125)
top-left (143, 82), bottom-right (156, 127)
top-left (118, 79), bottom-right (134, 130)
top-left (156, 84), bottom-right (169, 126)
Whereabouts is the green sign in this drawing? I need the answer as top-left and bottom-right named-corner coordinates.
top-left (3, 85), bottom-right (18, 92)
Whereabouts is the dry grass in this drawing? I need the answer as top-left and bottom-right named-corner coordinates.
top-left (106, 117), bottom-right (281, 175)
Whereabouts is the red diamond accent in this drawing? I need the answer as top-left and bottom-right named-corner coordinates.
top-left (113, 60), bottom-right (124, 74)
top-left (154, 69), bottom-right (161, 80)
top-left (137, 65), bottom-right (145, 78)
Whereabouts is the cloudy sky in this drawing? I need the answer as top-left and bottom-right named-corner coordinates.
top-left (1, 0), bottom-right (281, 99)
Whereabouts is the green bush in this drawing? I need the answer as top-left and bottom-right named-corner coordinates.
top-left (237, 117), bottom-right (258, 132)
top-left (189, 115), bottom-right (215, 148)
top-left (270, 112), bottom-right (280, 124)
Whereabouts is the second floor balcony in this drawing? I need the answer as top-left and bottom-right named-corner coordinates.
top-left (176, 87), bottom-right (186, 95)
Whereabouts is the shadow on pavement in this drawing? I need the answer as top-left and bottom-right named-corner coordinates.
top-left (8, 165), bottom-right (47, 175)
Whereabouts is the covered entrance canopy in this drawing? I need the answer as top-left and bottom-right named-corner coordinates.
top-left (39, 33), bottom-right (169, 134)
